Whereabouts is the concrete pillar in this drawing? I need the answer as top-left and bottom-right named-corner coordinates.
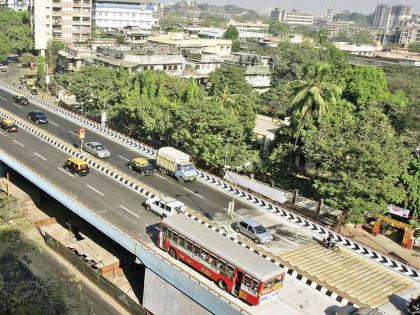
top-left (316, 198), bottom-right (324, 216)
top-left (292, 189), bottom-right (299, 204)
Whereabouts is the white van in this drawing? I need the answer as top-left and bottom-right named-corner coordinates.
top-left (144, 196), bottom-right (185, 218)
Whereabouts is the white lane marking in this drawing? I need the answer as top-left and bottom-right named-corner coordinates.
top-left (33, 152), bottom-right (47, 161)
top-left (49, 120), bottom-right (59, 127)
top-left (155, 174), bottom-right (166, 179)
top-left (12, 139), bottom-right (24, 147)
top-left (0, 96), bottom-right (6, 100)
top-left (118, 155), bottom-right (129, 162)
top-left (58, 167), bottom-right (74, 177)
top-left (14, 103), bottom-right (23, 109)
top-left (119, 205), bottom-right (140, 218)
top-left (0, 130), bottom-right (4, 135)
top-left (86, 184), bottom-right (104, 196)
top-left (183, 187), bottom-right (204, 199)
top-left (68, 130), bottom-right (78, 136)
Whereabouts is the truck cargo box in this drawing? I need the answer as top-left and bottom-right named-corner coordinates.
top-left (157, 147), bottom-right (190, 164)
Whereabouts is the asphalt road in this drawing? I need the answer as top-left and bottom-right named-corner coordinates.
top-left (0, 86), bottom-right (255, 223)
top-left (0, 120), bottom-right (159, 244)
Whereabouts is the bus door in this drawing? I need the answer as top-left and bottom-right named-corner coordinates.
top-left (234, 270), bottom-right (244, 294)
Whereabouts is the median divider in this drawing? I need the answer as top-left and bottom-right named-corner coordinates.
top-left (1, 82), bottom-right (419, 282)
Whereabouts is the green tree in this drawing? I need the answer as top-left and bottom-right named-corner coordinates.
top-left (0, 33), bottom-right (11, 60)
top-left (183, 78), bottom-right (200, 102)
top-left (314, 28), bottom-right (329, 46)
top-left (268, 21), bottom-right (289, 36)
top-left (257, 81), bottom-right (292, 118)
top-left (289, 63), bottom-right (341, 129)
top-left (19, 52), bottom-right (36, 66)
top-left (223, 25), bottom-right (239, 41)
top-left (402, 156), bottom-right (420, 216)
top-left (352, 30), bottom-right (375, 44)
top-left (408, 42), bottom-right (420, 53)
top-left (45, 40), bottom-right (64, 72)
top-left (208, 65), bottom-right (252, 97)
top-left (6, 25), bottom-right (33, 53)
top-left (303, 105), bottom-right (410, 223)
top-left (36, 55), bottom-right (46, 88)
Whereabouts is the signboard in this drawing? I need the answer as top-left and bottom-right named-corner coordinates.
top-left (79, 128), bottom-right (86, 140)
top-left (387, 204), bottom-right (410, 218)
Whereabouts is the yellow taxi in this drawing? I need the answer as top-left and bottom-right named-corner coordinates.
top-left (0, 119), bottom-right (18, 132)
top-left (127, 157), bottom-right (155, 176)
top-left (63, 157), bottom-right (89, 176)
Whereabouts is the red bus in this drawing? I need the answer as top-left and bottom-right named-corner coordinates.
top-left (158, 214), bottom-right (285, 305)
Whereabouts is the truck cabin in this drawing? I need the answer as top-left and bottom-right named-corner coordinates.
top-left (177, 162), bottom-right (195, 172)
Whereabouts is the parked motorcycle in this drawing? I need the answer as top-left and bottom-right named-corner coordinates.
top-left (408, 295), bottom-right (420, 315)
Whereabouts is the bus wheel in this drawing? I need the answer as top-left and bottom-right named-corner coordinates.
top-left (169, 248), bottom-right (177, 260)
top-left (217, 279), bottom-right (227, 291)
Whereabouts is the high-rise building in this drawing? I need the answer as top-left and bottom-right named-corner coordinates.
top-left (271, 8), bottom-right (315, 26)
top-left (92, 0), bottom-right (159, 30)
top-left (373, 4), bottom-right (413, 30)
top-left (30, 0), bottom-right (93, 51)
top-left (373, 4), bottom-right (392, 30)
top-left (325, 6), bottom-right (335, 22)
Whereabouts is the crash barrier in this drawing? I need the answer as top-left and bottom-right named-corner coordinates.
top-left (44, 232), bottom-right (148, 315)
top-left (0, 152), bottom-right (251, 315)
top-left (1, 82), bottom-right (419, 282)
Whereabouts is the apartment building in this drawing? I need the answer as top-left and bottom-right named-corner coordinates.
top-left (31, 0), bottom-right (92, 50)
top-left (228, 20), bottom-right (269, 33)
top-left (92, 0), bottom-right (159, 30)
top-left (271, 8), bottom-right (315, 26)
top-left (373, 4), bottom-right (413, 30)
top-left (6, 0), bottom-right (29, 11)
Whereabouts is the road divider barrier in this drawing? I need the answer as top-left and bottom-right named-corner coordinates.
top-left (1, 81), bottom-right (418, 282)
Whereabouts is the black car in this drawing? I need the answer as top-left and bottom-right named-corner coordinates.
top-left (127, 158), bottom-right (155, 176)
top-left (28, 110), bottom-right (48, 124)
top-left (13, 94), bottom-right (29, 105)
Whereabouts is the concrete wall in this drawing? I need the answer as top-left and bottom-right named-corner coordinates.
top-left (143, 268), bottom-right (212, 315)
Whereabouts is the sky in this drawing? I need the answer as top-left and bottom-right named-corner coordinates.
top-left (187, 0), bottom-right (420, 15)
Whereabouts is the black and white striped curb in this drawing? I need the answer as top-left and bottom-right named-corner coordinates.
top-left (0, 109), bottom-right (158, 201)
top-left (182, 212), bottom-right (358, 307)
top-left (2, 82), bottom-right (419, 282)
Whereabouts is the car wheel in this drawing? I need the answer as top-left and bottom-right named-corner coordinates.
top-left (169, 248), bottom-right (177, 260)
top-left (162, 214), bottom-right (167, 219)
top-left (36, 119), bottom-right (39, 124)
top-left (234, 227), bottom-right (240, 233)
top-left (254, 238), bottom-right (261, 244)
top-left (145, 205), bottom-right (152, 212)
top-left (128, 164), bottom-right (133, 170)
top-left (140, 171), bottom-right (145, 176)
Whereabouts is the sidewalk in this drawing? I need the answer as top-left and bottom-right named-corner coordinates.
top-left (340, 225), bottom-right (420, 270)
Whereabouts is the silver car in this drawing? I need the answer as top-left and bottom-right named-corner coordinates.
top-left (83, 141), bottom-right (110, 159)
top-left (234, 218), bottom-right (273, 244)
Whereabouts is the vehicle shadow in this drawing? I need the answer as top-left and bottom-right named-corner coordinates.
top-left (388, 293), bottom-right (408, 314)
top-left (324, 305), bottom-right (356, 315)
top-left (146, 223), bottom-right (161, 245)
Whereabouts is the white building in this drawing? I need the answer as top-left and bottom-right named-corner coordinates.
top-left (228, 20), bottom-right (269, 33)
top-left (271, 8), bottom-right (315, 25)
top-left (30, 0), bottom-right (53, 51)
top-left (373, 4), bottom-right (413, 31)
top-left (92, 0), bottom-right (159, 30)
top-left (390, 5), bottom-right (413, 29)
top-left (6, 0), bottom-right (29, 11)
top-left (334, 42), bottom-right (377, 57)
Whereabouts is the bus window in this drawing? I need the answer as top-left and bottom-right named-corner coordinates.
top-left (217, 259), bottom-right (226, 272)
top-left (209, 254), bottom-right (218, 268)
top-left (193, 244), bottom-right (201, 256)
top-left (185, 240), bottom-right (193, 252)
top-left (274, 275), bottom-right (282, 285)
top-left (263, 279), bottom-right (274, 290)
top-left (167, 229), bottom-right (172, 240)
top-left (226, 264), bottom-right (235, 278)
top-left (244, 275), bottom-right (252, 288)
top-left (201, 249), bottom-right (209, 261)
top-left (251, 279), bottom-right (260, 292)
top-left (178, 235), bottom-right (185, 248)
top-left (172, 232), bottom-right (178, 243)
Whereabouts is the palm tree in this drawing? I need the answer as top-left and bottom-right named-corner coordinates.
top-left (287, 63), bottom-right (342, 167)
top-left (314, 28), bottom-right (329, 46)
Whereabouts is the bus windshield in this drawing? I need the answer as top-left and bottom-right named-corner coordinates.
top-left (262, 275), bottom-right (283, 292)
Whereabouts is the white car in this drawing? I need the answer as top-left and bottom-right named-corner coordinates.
top-left (144, 196), bottom-right (185, 218)
top-left (83, 141), bottom-right (110, 159)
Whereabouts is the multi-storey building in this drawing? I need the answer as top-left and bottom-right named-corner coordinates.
top-left (373, 4), bottom-right (392, 30)
top-left (271, 8), bottom-right (315, 26)
top-left (92, 0), bottom-right (159, 30)
top-left (373, 4), bottom-right (413, 31)
top-left (31, 0), bottom-right (92, 51)
top-left (228, 20), bottom-right (269, 33)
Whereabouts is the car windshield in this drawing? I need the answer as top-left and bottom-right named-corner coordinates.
top-left (182, 164), bottom-right (194, 172)
top-left (254, 225), bottom-right (267, 234)
top-left (95, 145), bottom-right (105, 150)
top-left (34, 112), bottom-right (46, 118)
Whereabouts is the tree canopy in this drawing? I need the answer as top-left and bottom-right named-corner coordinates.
top-left (223, 25), bottom-right (239, 41)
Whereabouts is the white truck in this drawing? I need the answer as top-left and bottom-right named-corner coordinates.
top-left (156, 147), bottom-right (198, 183)
top-left (144, 196), bottom-right (185, 218)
